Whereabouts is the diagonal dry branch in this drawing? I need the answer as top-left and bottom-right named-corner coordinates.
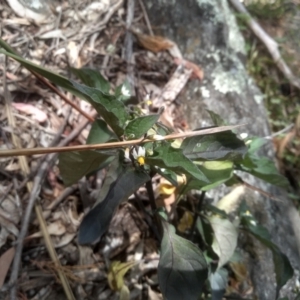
top-left (229, 0), bottom-right (300, 91)
top-left (0, 124), bottom-right (245, 158)
top-left (3, 59), bottom-right (75, 300)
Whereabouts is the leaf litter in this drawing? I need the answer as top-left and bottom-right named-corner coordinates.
top-left (0, 0), bottom-right (249, 299)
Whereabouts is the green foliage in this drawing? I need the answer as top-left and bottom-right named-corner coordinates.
top-left (124, 114), bottom-right (160, 139)
top-left (71, 81), bottom-right (129, 137)
top-left (158, 219), bottom-right (208, 300)
top-left (239, 202), bottom-right (293, 297)
top-left (246, 0), bottom-right (292, 20)
top-left (78, 167), bottom-right (150, 244)
top-left (244, 28), bottom-right (300, 197)
top-left (86, 119), bottom-right (117, 145)
top-left (58, 150), bottom-right (114, 186)
top-left (70, 67), bottom-right (110, 93)
top-left (234, 135), bottom-right (289, 188)
top-left (209, 268), bottom-right (228, 300)
top-left (145, 143), bottom-right (209, 183)
top-left (181, 161), bottom-right (234, 192)
top-left (0, 36), bottom-right (293, 299)
top-left (181, 131), bottom-right (247, 161)
top-left (209, 215), bottom-right (238, 269)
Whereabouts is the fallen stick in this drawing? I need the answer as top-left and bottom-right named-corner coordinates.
top-left (229, 0), bottom-right (300, 91)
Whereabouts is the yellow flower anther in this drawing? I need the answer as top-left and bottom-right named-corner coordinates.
top-left (146, 100), bottom-right (153, 106)
top-left (137, 156), bottom-right (145, 166)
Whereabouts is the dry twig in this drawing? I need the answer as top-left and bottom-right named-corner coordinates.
top-left (0, 124), bottom-right (244, 158)
top-left (3, 58), bottom-right (74, 300)
top-left (7, 113), bottom-right (94, 298)
top-left (229, 0), bottom-right (300, 90)
top-left (124, 0), bottom-right (136, 95)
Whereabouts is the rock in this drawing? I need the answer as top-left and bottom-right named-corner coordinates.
top-left (145, 0), bottom-right (300, 299)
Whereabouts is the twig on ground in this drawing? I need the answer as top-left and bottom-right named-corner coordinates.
top-left (0, 184), bottom-right (13, 206)
top-left (86, 0), bottom-right (123, 36)
top-left (124, 0), bottom-right (136, 95)
top-left (264, 123), bottom-right (294, 139)
top-left (228, 0), bottom-right (300, 91)
top-left (7, 112), bottom-right (93, 297)
top-left (45, 185), bottom-right (77, 214)
top-left (137, 0), bottom-right (153, 36)
top-left (4, 58), bottom-right (75, 300)
top-left (10, 107), bottom-right (71, 193)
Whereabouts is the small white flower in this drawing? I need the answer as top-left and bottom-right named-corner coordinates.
top-left (239, 132), bottom-right (248, 140)
top-left (133, 147), bottom-right (146, 166)
top-left (132, 147), bottom-right (146, 159)
top-left (124, 148), bottom-right (131, 161)
top-left (121, 85), bottom-right (130, 97)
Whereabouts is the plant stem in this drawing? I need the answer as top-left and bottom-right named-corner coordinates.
top-left (190, 191), bottom-right (206, 241)
top-left (145, 179), bottom-right (162, 241)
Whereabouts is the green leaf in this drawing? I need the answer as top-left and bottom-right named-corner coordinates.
top-left (247, 137), bottom-right (268, 154)
top-left (94, 157), bottom-right (123, 206)
top-left (206, 110), bottom-right (226, 126)
top-left (0, 49), bottom-right (86, 100)
top-left (71, 82), bottom-right (129, 137)
top-left (107, 261), bottom-right (136, 291)
top-left (124, 114), bottom-right (160, 139)
top-left (70, 67), bottom-right (110, 93)
top-left (86, 119), bottom-right (118, 145)
top-left (158, 220), bottom-right (208, 300)
top-left (0, 46), bottom-right (130, 137)
top-left (237, 154), bottom-right (289, 188)
top-left (209, 215), bottom-right (238, 269)
top-left (181, 131), bottom-right (247, 161)
top-left (200, 161), bottom-right (233, 191)
top-left (156, 168), bottom-right (179, 187)
top-left (209, 268), bottom-right (228, 300)
top-left (145, 144), bottom-right (209, 183)
top-left (240, 204), bottom-right (293, 296)
top-left (78, 168), bottom-right (150, 244)
top-left (196, 217), bottom-right (214, 246)
top-left (295, 294), bottom-right (300, 300)
top-left (179, 161), bottom-right (233, 193)
top-left (58, 150), bottom-right (114, 186)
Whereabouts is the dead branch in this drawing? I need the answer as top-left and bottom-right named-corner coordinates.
top-left (229, 0), bottom-right (300, 91)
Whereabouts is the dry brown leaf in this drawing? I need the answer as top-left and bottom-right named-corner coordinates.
top-left (296, 113), bottom-right (300, 136)
top-left (216, 186), bottom-right (246, 214)
top-left (174, 57), bottom-right (204, 81)
top-left (67, 41), bottom-right (81, 68)
top-left (5, 161), bottom-right (20, 172)
top-left (132, 31), bottom-right (175, 53)
top-left (0, 214), bottom-right (19, 237)
top-left (148, 286), bottom-right (163, 300)
top-left (277, 129), bottom-right (295, 158)
top-left (26, 220), bottom-right (66, 239)
top-left (0, 247), bottom-right (15, 288)
top-left (177, 211), bottom-right (194, 233)
top-left (54, 233), bottom-right (76, 248)
top-left (12, 102), bottom-right (47, 123)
